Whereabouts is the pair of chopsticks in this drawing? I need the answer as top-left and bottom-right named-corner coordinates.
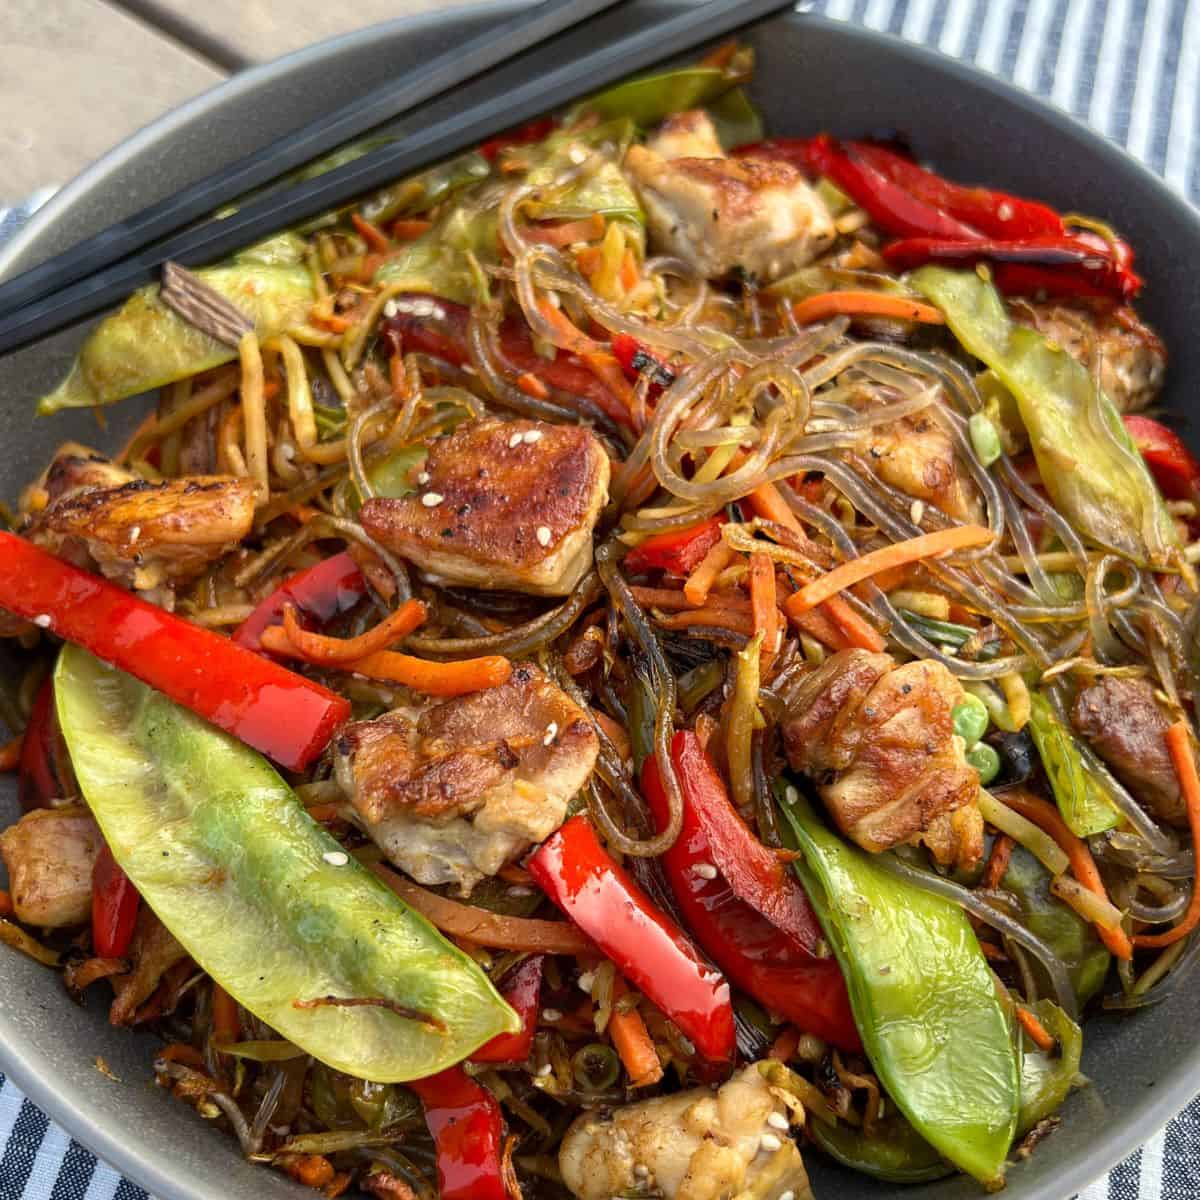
top-left (0, 0), bottom-right (797, 357)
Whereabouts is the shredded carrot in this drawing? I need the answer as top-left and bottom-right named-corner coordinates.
top-left (324, 1172), bottom-right (353, 1199)
top-left (788, 605), bottom-right (851, 651)
top-left (0, 890), bottom-right (11, 918)
top-left (0, 735), bottom-right (22, 772)
top-left (749, 553), bottom-right (779, 669)
top-left (1015, 1004), bottom-right (1056, 1053)
top-left (1002, 789), bottom-right (1133, 960)
top-left (536, 297), bottom-right (597, 356)
top-left (312, 310), bottom-right (353, 333)
top-left (516, 372), bottom-right (550, 400)
top-left (373, 864), bottom-right (594, 953)
top-left (305, 803), bottom-right (342, 823)
top-left (282, 1156), bottom-right (336, 1189)
top-left (793, 290), bottom-right (946, 326)
top-left (390, 218), bottom-right (433, 242)
top-left (619, 248), bottom-right (639, 292)
top-left (979, 941), bottom-right (1007, 962)
top-left (497, 864), bottom-right (536, 887)
top-left (684, 540), bottom-right (738, 607)
top-left (785, 525), bottom-right (994, 616)
top-left (261, 626), bottom-right (509, 696)
top-left (608, 983), bottom-right (664, 1088)
top-left (1133, 722), bottom-right (1200, 948)
top-left (526, 214), bottom-right (605, 246)
top-left (983, 834), bottom-right (1014, 891)
top-left (632, 585), bottom-right (749, 613)
top-left (575, 246), bottom-right (604, 279)
top-left (821, 593), bottom-right (887, 653)
top-left (156, 1043), bottom-right (209, 1071)
top-left (351, 212), bottom-right (391, 253)
top-left (280, 599), bottom-right (427, 665)
top-left (768, 1025), bottom-right (801, 1062)
top-left (580, 350), bottom-right (637, 414)
top-left (655, 608), bottom-right (756, 636)
top-left (745, 480), bottom-right (806, 538)
top-left (593, 709), bottom-right (632, 763)
top-left (212, 984), bottom-right (240, 1043)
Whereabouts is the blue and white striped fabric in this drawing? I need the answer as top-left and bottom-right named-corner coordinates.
top-left (4, 2), bottom-right (1200, 1197)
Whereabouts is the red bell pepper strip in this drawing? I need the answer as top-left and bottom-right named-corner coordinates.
top-left (623, 516), bottom-right (726, 577)
top-left (233, 551), bottom-right (367, 652)
top-left (470, 954), bottom-right (544, 1064)
top-left (92, 843), bottom-right (140, 958)
top-left (642, 750), bottom-right (861, 1052)
top-left (409, 1067), bottom-right (507, 1200)
top-left (478, 116), bottom-right (557, 162)
top-left (1123, 415), bottom-right (1200, 501)
top-left (0, 533), bottom-right (350, 771)
top-left (847, 142), bottom-right (1064, 239)
top-left (733, 136), bottom-right (823, 173)
top-left (18, 678), bottom-right (73, 812)
top-left (883, 236), bottom-right (1142, 301)
top-left (610, 332), bottom-right (676, 393)
top-left (527, 815), bottom-right (735, 1062)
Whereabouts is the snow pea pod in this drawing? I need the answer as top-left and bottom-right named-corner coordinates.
top-left (38, 265), bottom-right (315, 414)
top-left (777, 785), bottom-right (1019, 1187)
top-left (912, 266), bottom-right (1178, 567)
top-left (809, 1111), bottom-right (951, 1184)
top-left (1017, 999), bottom-right (1084, 1133)
top-left (55, 645), bottom-right (518, 1082)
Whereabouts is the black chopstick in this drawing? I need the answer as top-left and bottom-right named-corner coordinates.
top-left (0, 0), bottom-right (796, 357)
top-left (0, 0), bottom-right (624, 317)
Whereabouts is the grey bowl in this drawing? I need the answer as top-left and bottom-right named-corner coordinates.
top-left (2, 5), bottom-right (1198, 1198)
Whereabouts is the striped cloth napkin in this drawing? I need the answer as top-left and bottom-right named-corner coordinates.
top-left (3, 2), bottom-right (1200, 1197)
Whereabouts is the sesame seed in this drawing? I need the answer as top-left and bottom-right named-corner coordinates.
top-left (633, 1163), bottom-right (650, 1179)
top-left (508, 885), bottom-right (533, 897)
top-left (577, 971), bottom-right (595, 992)
top-left (383, 299), bottom-right (398, 319)
top-left (421, 492), bottom-right (444, 507)
top-left (508, 432), bottom-right (524, 448)
top-left (759, 1133), bottom-right (783, 1153)
top-left (523, 429), bottom-right (543, 444)
top-left (322, 850), bottom-right (349, 867)
top-left (129, 525), bottom-right (141, 544)
top-left (536, 1062), bottom-right (553, 1077)
top-left (536, 525), bottom-right (552, 547)
top-left (543, 722), bottom-right (559, 746)
top-left (568, 145), bottom-right (589, 166)
top-left (997, 202), bottom-right (1014, 221)
top-left (542, 1008), bottom-right (563, 1022)
top-left (768, 1111), bottom-right (790, 1132)
top-left (33, 614), bottom-right (52, 629)
top-left (910, 499), bottom-right (925, 525)
top-left (780, 1192), bottom-right (796, 1200)
top-left (693, 863), bottom-right (717, 880)
top-left (785, 785), bottom-right (798, 804)
top-left (416, 471), bottom-right (431, 485)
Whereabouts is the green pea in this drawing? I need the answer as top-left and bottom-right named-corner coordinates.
top-left (952, 695), bottom-right (990, 747)
top-left (967, 742), bottom-right (1001, 785)
top-left (967, 411), bottom-right (1003, 467)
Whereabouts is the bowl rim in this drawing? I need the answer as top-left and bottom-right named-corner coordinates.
top-left (3, 6), bottom-right (1200, 1197)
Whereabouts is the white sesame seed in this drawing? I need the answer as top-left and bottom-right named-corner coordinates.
top-left (768, 1111), bottom-right (790, 1132)
top-left (507, 885), bottom-right (533, 897)
top-left (997, 202), bottom-right (1014, 221)
top-left (692, 863), bottom-right (718, 880)
top-left (577, 971), bottom-right (595, 992)
top-left (536, 1062), bottom-right (553, 1077)
top-left (543, 722), bottom-right (559, 746)
top-left (633, 1163), bottom-right (650, 1179)
top-left (523, 429), bottom-right (543, 444)
top-left (910, 499), bottom-right (925, 526)
top-left (780, 1191), bottom-right (795, 1200)
top-left (785, 785), bottom-right (799, 804)
top-left (508, 432), bottom-right (524, 448)
top-left (567, 145), bottom-right (589, 166)
top-left (421, 492), bottom-right (444, 507)
top-left (759, 1133), bottom-right (783, 1153)
top-left (322, 850), bottom-right (349, 867)
top-left (33, 614), bottom-right (52, 629)
top-left (536, 525), bottom-right (552, 547)
top-left (129, 525), bottom-right (141, 544)
top-left (416, 471), bottom-right (431, 485)
top-left (542, 1008), bottom-right (563, 1022)
top-left (383, 299), bottom-right (398, 319)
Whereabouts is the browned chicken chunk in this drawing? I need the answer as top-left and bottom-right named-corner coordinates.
top-left (1016, 300), bottom-right (1166, 413)
top-left (0, 806), bottom-right (101, 927)
top-left (1071, 675), bottom-right (1184, 826)
top-left (108, 909), bottom-right (189, 1026)
top-left (783, 649), bottom-right (982, 868)
top-left (335, 663), bottom-right (599, 892)
top-left (625, 129), bottom-right (834, 282)
top-left (24, 443), bottom-right (255, 592)
top-left (864, 413), bottom-right (983, 524)
top-left (360, 419), bottom-right (609, 597)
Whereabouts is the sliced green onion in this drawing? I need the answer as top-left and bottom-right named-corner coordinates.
top-left (572, 1043), bottom-right (621, 1092)
top-left (678, 658), bottom-right (725, 713)
top-left (899, 610), bottom-right (974, 648)
top-left (968, 412), bottom-right (1003, 468)
top-left (952, 695), bottom-right (990, 748)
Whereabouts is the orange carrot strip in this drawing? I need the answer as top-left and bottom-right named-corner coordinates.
top-left (575, 246), bottom-right (605, 278)
top-left (390, 218), bottom-right (433, 242)
top-left (526, 214), bottom-right (605, 246)
top-left (156, 1042), bottom-right (209, 1071)
top-left (497, 864), bottom-right (536, 887)
top-left (536, 297), bottom-right (597, 355)
top-left (983, 834), bottom-right (1014, 891)
top-left (313, 311), bottom-right (353, 333)
top-left (580, 350), bottom-right (637, 413)
top-left (1015, 1004), bottom-right (1056, 1052)
top-left (619, 248), bottom-right (639, 292)
top-left (632, 585), bottom-right (750, 614)
top-left (745, 480), bottom-right (806, 538)
top-left (212, 984), bottom-right (241, 1043)
top-left (654, 608), bottom-right (756, 636)
top-left (683, 541), bottom-right (738, 607)
top-left (1002, 789), bottom-right (1133, 960)
top-left (0, 735), bottom-right (22, 772)
top-left (749, 552), bottom-right (779, 668)
top-left (788, 605), bottom-right (851, 651)
top-left (351, 212), bottom-right (391, 253)
top-left (608, 984), bottom-right (664, 1088)
top-left (821, 593), bottom-right (888, 653)
top-left (516, 372), bottom-right (550, 400)
top-left (305, 803), bottom-right (342, 823)
top-left (281, 599), bottom-right (428, 665)
top-left (1133, 722), bottom-right (1200, 949)
top-left (793, 291), bottom-right (946, 326)
top-left (768, 1025), bottom-right (800, 1062)
top-left (785, 526), bottom-right (994, 616)
top-left (281, 1156), bottom-right (336, 1189)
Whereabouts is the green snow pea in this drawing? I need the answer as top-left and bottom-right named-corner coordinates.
top-left (38, 265), bottom-right (315, 414)
top-left (777, 785), bottom-right (1019, 1187)
top-left (1016, 999), bottom-right (1084, 1134)
top-left (55, 645), bottom-right (518, 1082)
top-left (809, 1111), bottom-right (951, 1184)
top-left (912, 266), bottom-right (1178, 567)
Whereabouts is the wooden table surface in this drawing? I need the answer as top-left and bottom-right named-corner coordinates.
top-left (2, 0), bottom-right (489, 202)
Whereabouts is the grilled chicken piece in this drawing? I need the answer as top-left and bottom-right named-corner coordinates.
top-left (560, 1063), bottom-right (812, 1200)
top-left (1071, 676), bottom-right (1184, 826)
top-left (1016, 300), bottom-right (1166, 413)
top-left (646, 109), bottom-right (725, 160)
top-left (360, 419), bottom-right (609, 597)
top-left (625, 138), bottom-right (834, 283)
top-left (864, 414), bottom-right (983, 524)
top-left (335, 663), bottom-right (598, 893)
top-left (24, 443), bottom-right (255, 592)
top-left (108, 909), bottom-right (189, 1026)
top-left (783, 649), bottom-right (982, 868)
top-left (0, 806), bottom-right (101, 927)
